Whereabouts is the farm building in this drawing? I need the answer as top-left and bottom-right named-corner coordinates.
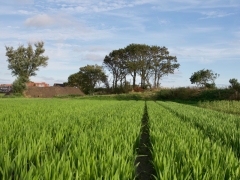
top-left (53, 83), bottom-right (64, 87)
top-left (26, 82), bottom-right (49, 87)
top-left (0, 84), bottom-right (12, 93)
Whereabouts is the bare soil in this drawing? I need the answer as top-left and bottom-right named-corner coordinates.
top-left (24, 86), bottom-right (84, 98)
top-left (135, 102), bottom-right (156, 180)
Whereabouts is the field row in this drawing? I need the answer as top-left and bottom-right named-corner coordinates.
top-left (197, 100), bottom-right (240, 115)
top-left (1, 99), bottom-right (240, 179)
top-left (0, 99), bottom-right (143, 179)
top-left (148, 101), bottom-right (240, 179)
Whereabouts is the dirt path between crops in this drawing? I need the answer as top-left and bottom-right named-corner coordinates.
top-left (135, 102), bottom-right (156, 180)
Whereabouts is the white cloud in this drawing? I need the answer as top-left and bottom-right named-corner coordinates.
top-left (103, 11), bottom-right (148, 33)
top-left (157, 18), bottom-right (168, 25)
top-left (55, 79), bottom-right (66, 83)
top-left (152, 0), bottom-right (240, 12)
top-left (85, 54), bottom-right (105, 62)
top-left (14, 0), bottom-right (33, 4)
top-left (40, 76), bottom-right (55, 81)
top-left (25, 14), bottom-right (56, 27)
top-left (199, 57), bottom-right (215, 64)
top-left (1, 23), bottom-right (113, 42)
top-left (56, 1), bottom-right (134, 13)
top-left (45, 0), bottom-right (162, 14)
top-left (0, 78), bottom-right (11, 82)
top-left (191, 27), bottom-right (221, 33)
top-left (200, 11), bottom-right (235, 19)
top-left (73, 46), bottom-right (112, 53)
top-left (170, 46), bottom-right (240, 63)
top-left (18, 10), bottom-right (32, 15)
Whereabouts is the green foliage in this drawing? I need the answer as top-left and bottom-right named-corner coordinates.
top-left (103, 44), bottom-right (180, 89)
top-left (155, 88), bottom-right (236, 101)
top-left (67, 65), bottom-right (107, 94)
top-left (190, 69), bottom-right (219, 88)
top-left (1, 93), bottom-right (23, 98)
top-left (103, 48), bottom-right (127, 89)
top-left (5, 41), bottom-right (49, 81)
top-left (205, 82), bottom-right (216, 89)
top-left (0, 99), bottom-right (143, 179)
top-left (12, 76), bottom-right (27, 94)
top-left (1, 98), bottom-right (240, 179)
top-left (198, 100), bottom-right (240, 115)
top-left (67, 72), bottom-right (81, 87)
top-left (79, 64), bottom-right (107, 94)
top-left (54, 94), bottom-right (84, 98)
top-left (229, 78), bottom-right (240, 91)
top-left (148, 101), bottom-right (240, 179)
top-left (155, 87), bottom-right (198, 100)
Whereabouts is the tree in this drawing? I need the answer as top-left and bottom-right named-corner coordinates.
top-left (229, 78), bottom-right (240, 91)
top-left (103, 49), bottom-right (127, 89)
top-left (151, 46), bottom-right (179, 88)
top-left (12, 76), bottom-right (27, 94)
top-left (5, 41), bottom-right (49, 82)
top-left (67, 73), bottom-right (81, 87)
top-left (124, 44), bottom-right (142, 88)
top-left (103, 44), bottom-right (180, 90)
top-left (67, 65), bottom-right (107, 94)
top-left (134, 44), bottom-right (152, 88)
top-left (190, 69), bottom-right (219, 88)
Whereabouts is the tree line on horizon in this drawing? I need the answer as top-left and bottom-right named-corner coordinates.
top-left (4, 41), bottom-right (240, 95)
top-left (65, 44), bottom-right (180, 94)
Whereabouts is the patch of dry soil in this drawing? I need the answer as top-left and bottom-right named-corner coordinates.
top-left (24, 86), bottom-right (84, 98)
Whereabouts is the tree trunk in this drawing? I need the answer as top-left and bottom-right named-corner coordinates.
top-left (133, 71), bottom-right (136, 88)
top-left (153, 70), bottom-right (157, 88)
top-left (115, 78), bottom-right (118, 90)
top-left (112, 78), bottom-right (115, 89)
top-left (156, 74), bottom-right (161, 88)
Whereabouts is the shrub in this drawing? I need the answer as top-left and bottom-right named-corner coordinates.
top-left (133, 86), bottom-right (144, 92)
top-left (12, 76), bottom-right (27, 94)
top-left (155, 87), bottom-right (236, 101)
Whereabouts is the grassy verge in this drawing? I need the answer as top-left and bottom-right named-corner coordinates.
top-left (1, 93), bottom-right (24, 98)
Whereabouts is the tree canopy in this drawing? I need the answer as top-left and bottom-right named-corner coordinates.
top-left (229, 78), bottom-right (240, 91)
top-left (66, 65), bottom-right (107, 94)
top-left (103, 44), bottom-right (179, 90)
top-left (5, 41), bottom-right (49, 82)
top-left (190, 69), bottom-right (219, 88)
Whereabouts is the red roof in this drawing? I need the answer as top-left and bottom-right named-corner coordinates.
top-left (26, 82), bottom-right (49, 87)
top-left (0, 84), bottom-right (12, 87)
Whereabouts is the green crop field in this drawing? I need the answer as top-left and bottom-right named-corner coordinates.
top-left (0, 99), bottom-right (240, 179)
top-left (148, 101), bottom-right (240, 179)
top-left (197, 100), bottom-right (240, 115)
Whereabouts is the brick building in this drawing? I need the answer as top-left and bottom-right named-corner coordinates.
top-left (0, 82), bottom-right (49, 93)
top-left (0, 84), bottom-right (12, 92)
top-left (26, 82), bottom-right (49, 87)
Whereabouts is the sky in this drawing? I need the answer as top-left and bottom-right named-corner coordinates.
top-left (0, 0), bottom-right (239, 88)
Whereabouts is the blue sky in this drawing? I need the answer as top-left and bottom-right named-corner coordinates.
top-left (0, 0), bottom-right (239, 88)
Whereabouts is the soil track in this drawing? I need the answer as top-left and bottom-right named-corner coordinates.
top-left (24, 86), bottom-right (84, 98)
top-left (135, 102), bottom-right (156, 180)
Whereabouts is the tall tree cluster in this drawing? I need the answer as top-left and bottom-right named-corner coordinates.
top-left (103, 44), bottom-right (180, 89)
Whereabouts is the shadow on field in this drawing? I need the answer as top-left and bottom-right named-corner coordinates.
top-left (135, 102), bottom-right (156, 180)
